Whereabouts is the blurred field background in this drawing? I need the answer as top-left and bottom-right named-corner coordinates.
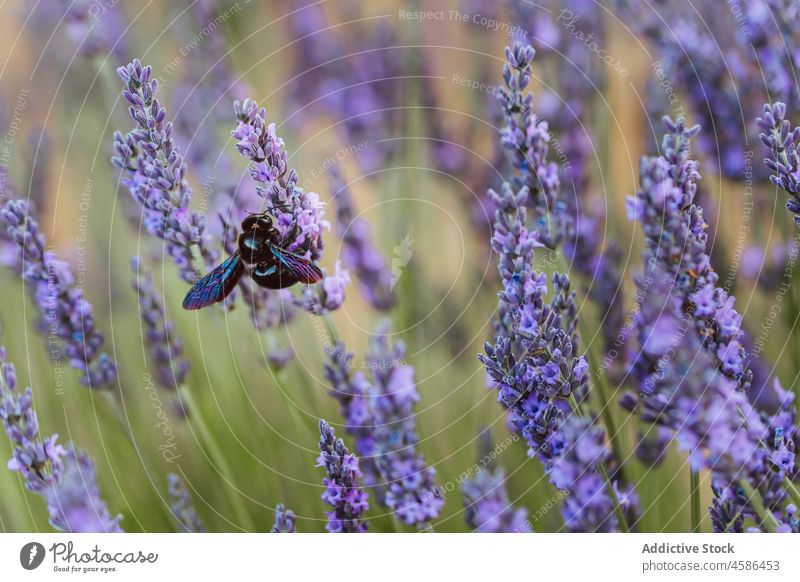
top-left (0, 0), bottom-right (794, 532)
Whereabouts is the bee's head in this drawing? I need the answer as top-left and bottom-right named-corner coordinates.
top-left (242, 213), bottom-right (274, 232)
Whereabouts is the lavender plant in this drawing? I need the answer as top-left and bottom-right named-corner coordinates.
top-left (271, 503), bottom-right (296, 533)
top-left (131, 258), bottom-right (189, 393)
top-left (625, 117), bottom-right (750, 389)
top-left (625, 118), bottom-right (800, 531)
top-left (286, 3), bottom-right (404, 173)
top-left (611, 0), bottom-right (797, 179)
top-left (317, 419), bottom-right (369, 533)
top-left (758, 102), bottom-right (800, 224)
top-left (480, 42), bottom-right (639, 532)
top-left (323, 322), bottom-right (444, 528)
top-left (1, 347), bottom-right (122, 532)
top-left (167, 473), bottom-right (206, 533)
top-left (113, 59), bottom-right (217, 284)
top-left (47, 447), bottom-right (124, 533)
top-left (0, 199), bottom-right (116, 388)
top-left (461, 433), bottom-right (529, 533)
top-left (330, 168), bottom-right (395, 310)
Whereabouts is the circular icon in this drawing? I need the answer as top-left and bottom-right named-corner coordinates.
top-left (20, 542), bottom-right (46, 570)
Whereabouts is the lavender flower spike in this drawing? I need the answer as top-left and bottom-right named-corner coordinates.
top-left (365, 323), bottom-right (444, 526)
top-left (497, 42), bottom-right (565, 248)
top-left (271, 503), bottom-right (296, 533)
top-left (317, 420), bottom-right (369, 533)
top-left (1, 347), bottom-right (64, 494)
top-left (113, 59), bottom-right (217, 283)
top-left (232, 98), bottom-right (328, 262)
top-left (47, 447), bottom-right (123, 533)
top-left (131, 258), bottom-right (189, 391)
top-left (324, 327), bottom-right (444, 528)
top-left (330, 168), bottom-right (395, 310)
top-left (758, 102), bottom-right (800, 225)
top-left (626, 117), bottom-right (750, 390)
top-left (461, 434), bottom-right (529, 533)
top-left (1, 348), bottom-right (122, 532)
top-left (0, 199), bottom-right (117, 388)
top-left (297, 260), bottom-right (350, 315)
top-left (167, 474), bottom-right (206, 532)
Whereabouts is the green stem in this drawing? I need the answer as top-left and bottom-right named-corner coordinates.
top-left (584, 344), bottom-right (627, 481)
top-left (179, 386), bottom-right (254, 531)
top-left (739, 480), bottom-right (779, 533)
top-left (783, 476), bottom-right (800, 509)
top-left (690, 469), bottom-right (701, 532)
top-left (322, 313), bottom-right (340, 346)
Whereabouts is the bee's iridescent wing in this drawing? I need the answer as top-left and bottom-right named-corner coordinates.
top-left (268, 245), bottom-right (323, 284)
top-left (182, 253), bottom-right (245, 310)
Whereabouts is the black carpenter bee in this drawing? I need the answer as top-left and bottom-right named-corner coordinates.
top-left (182, 212), bottom-right (323, 310)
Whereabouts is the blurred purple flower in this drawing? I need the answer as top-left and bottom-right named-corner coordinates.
top-left (1, 347), bottom-right (64, 493)
top-left (271, 503), bottom-right (296, 533)
top-left (297, 261), bottom-right (350, 315)
top-left (626, 263), bottom-right (797, 531)
top-left (612, 0), bottom-right (797, 179)
top-left (317, 420), bottom-right (369, 533)
top-left (47, 447), bottom-right (123, 533)
top-left (758, 102), bottom-right (800, 225)
top-left (461, 433), bottom-right (529, 533)
top-left (286, 4), bottom-right (404, 174)
top-left (26, 0), bottom-right (128, 61)
top-left (0, 199), bottom-right (116, 388)
top-left (131, 258), bottom-right (189, 391)
top-left (627, 117), bottom-right (750, 390)
top-left (1, 348), bottom-right (121, 532)
top-left (167, 473), bottom-right (206, 532)
top-left (330, 168), bottom-right (395, 310)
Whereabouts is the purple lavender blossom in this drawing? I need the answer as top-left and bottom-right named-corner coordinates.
top-left (113, 59), bottom-right (217, 284)
top-left (496, 43), bottom-right (565, 248)
top-left (317, 420), bottom-right (369, 533)
top-left (1, 347), bottom-right (64, 493)
top-left (47, 447), bottom-right (123, 533)
top-left (1, 348), bottom-right (121, 532)
top-left (330, 169), bottom-right (395, 310)
top-left (297, 261), bottom-right (350, 315)
top-left (0, 199), bottom-right (116, 388)
top-left (626, 264), bottom-right (796, 531)
top-left (131, 258), bottom-right (189, 391)
top-left (461, 433), bottom-right (529, 533)
top-left (265, 347), bottom-right (294, 371)
top-left (477, 42), bottom-right (640, 532)
top-left (364, 322), bottom-right (444, 526)
top-left (626, 117), bottom-right (750, 390)
top-left (286, 4), bottom-right (404, 174)
top-left (167, 473), bottom-right (206, 533)
top-left (611, 0), bottom-right (796, 179)
top-left (232, 98), bottom-right (345, 316)
top-left (26, 0), bottom-right (128, 61)
top-left (322, 324), bottom-right (444, 528)
top-left (232, 98), bottom-right (327, 261)
top-left (271, 503), bottom-right (296, 533)
top-left (550, 416), bottom-right (638, 532)
top-left (758, 102), bottom-right (800, 225)
top-left (172, 0), bottom-right (247, 173)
